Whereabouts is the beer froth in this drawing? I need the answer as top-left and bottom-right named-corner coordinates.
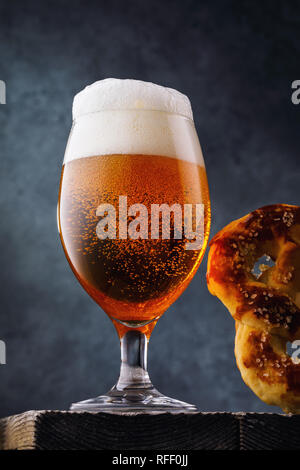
top-left (73, 78), bottom-right (193, 119)
top-left (64, 79), bottom-right (204, 166)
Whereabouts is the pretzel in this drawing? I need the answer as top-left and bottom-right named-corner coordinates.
top-left (207, 204), bottom-right (300, 413)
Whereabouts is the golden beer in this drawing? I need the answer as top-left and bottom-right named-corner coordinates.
top-left (59, 79), bottom-right (211, 411)
top-left (59, 153), bottom-right (210, 336)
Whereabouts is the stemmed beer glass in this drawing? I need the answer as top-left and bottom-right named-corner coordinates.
top-left (58, 79), bottom-right (210, 412)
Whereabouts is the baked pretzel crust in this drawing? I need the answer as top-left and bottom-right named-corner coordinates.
top-left (207, 204), bottom-right (300, 412)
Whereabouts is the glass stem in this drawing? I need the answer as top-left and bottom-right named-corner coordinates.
top-left (115, 330), bottom-right (153, 391)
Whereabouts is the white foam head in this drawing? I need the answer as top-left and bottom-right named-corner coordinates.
top-left (73, 78), bottom-right (193, 120)
top-left (64, 79), bottom-right (204, 166)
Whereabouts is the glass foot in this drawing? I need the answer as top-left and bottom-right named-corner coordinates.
top-left (70, 386), bottom-right (197, 414)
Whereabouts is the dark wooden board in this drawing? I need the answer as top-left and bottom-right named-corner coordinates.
top-left (0, 410), bottom-right (299, 450)
top-left (240, 413), bottom-right (300, 450)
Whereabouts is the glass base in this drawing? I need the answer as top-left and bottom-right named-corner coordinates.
top-left (70, 386), bottom-right (197, 414)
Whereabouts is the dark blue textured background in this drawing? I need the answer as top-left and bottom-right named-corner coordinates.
top-left (0, 0), bottom-right (299, 417)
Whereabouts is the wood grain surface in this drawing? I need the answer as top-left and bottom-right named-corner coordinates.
top-left (0, 411), bottom-right (299, 450)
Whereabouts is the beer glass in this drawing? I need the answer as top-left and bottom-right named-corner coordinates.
top-left (58, 79), bottom-right (211, 412)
